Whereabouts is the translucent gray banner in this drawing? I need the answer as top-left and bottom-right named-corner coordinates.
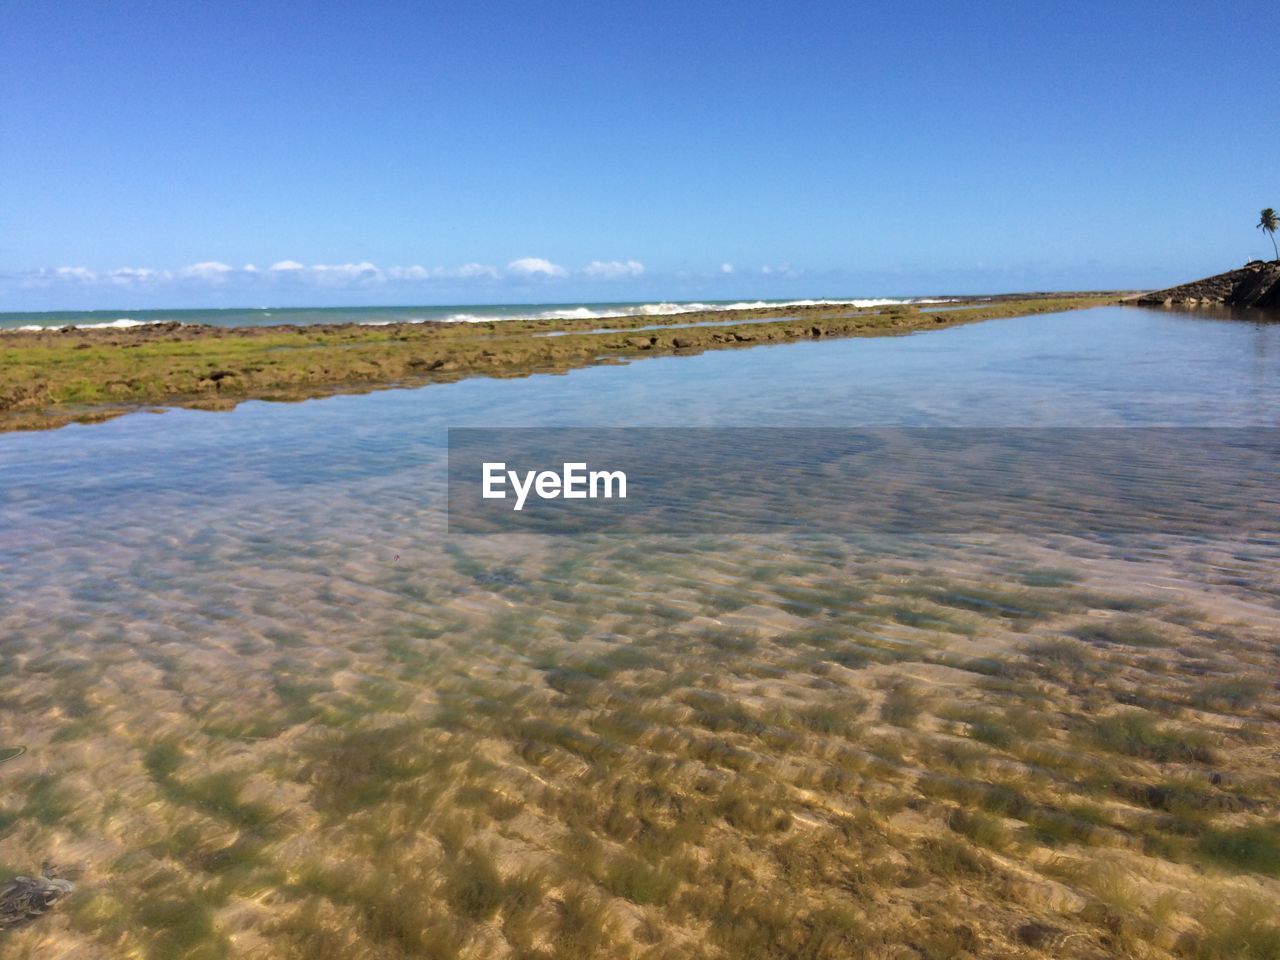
top-left (447, 428), bottom-right (1280, 536)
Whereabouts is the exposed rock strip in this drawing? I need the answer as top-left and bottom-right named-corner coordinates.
top-left (0, 296), bottom-right (1110, 432)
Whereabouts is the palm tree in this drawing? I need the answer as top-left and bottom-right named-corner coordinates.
top-left (1260, 208), bottom-right (1280, 261)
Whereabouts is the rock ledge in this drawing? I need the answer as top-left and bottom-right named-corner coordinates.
top-left (1136, 261), bottom-right (1280, 308)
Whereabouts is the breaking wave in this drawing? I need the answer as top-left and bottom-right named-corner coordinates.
top-left (12, 317), bottom-right (150, 332)
top-left (436, 298), bottom-right (950, 324)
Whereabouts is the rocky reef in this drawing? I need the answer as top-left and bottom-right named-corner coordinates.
top-left (1136, 260), bottom-right (1280, 308)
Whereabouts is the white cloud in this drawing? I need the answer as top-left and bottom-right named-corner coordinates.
top-left (385, 263), bottom-right (499, 281)
top-left (109, 267), bottom-right (164, 285)
top-left (179, 261), bottom-right (236, 279)
top-left (507, 257), bottom-right (567, 278)
top-left (453, 262), bottom-right (500, 279)
top-left (54, 266), bottom-right (98, 282)
top-left (721, 263), bottom-right (734, 274)
top-left (268, 261), bottom-right (383, 285)
top-left (309, 262), bottom-right (382, 284)
top-left (386, 264), bottom-right (430, 281)
top-left (13, 266), bottom-right (99, 288)
top-left (10, 255), bottom-right (651, 295)
top-left (582, 259), bottom-right (645, 279)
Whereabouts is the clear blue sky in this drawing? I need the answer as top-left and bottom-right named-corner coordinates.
top-left (2, 0), bottom-right (1277, 310)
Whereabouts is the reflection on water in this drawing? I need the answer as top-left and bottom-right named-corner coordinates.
top-left (2, 305), bottom-right (1280, 957)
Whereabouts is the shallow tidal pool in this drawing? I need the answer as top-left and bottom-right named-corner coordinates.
top-left (2, 305), bottom-right (1279, 959)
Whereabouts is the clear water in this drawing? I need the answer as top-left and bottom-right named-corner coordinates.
top-left (3, 304), bottom-right (1280, 955)
top-left (3, 305), bottom-right (1279, 584)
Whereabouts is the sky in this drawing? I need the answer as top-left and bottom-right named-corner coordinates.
top-left (2, 0), bottom-right (1278, 311)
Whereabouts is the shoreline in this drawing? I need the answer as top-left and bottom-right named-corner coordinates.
top-left (0, 294), bottom-right (1118, 433)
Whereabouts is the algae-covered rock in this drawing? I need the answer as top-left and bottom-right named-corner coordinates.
top-left (0, 866), bottom-right (76, 930)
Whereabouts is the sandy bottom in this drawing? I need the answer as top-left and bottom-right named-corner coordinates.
top-left (2, 512), bottom-right (1278, 958)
